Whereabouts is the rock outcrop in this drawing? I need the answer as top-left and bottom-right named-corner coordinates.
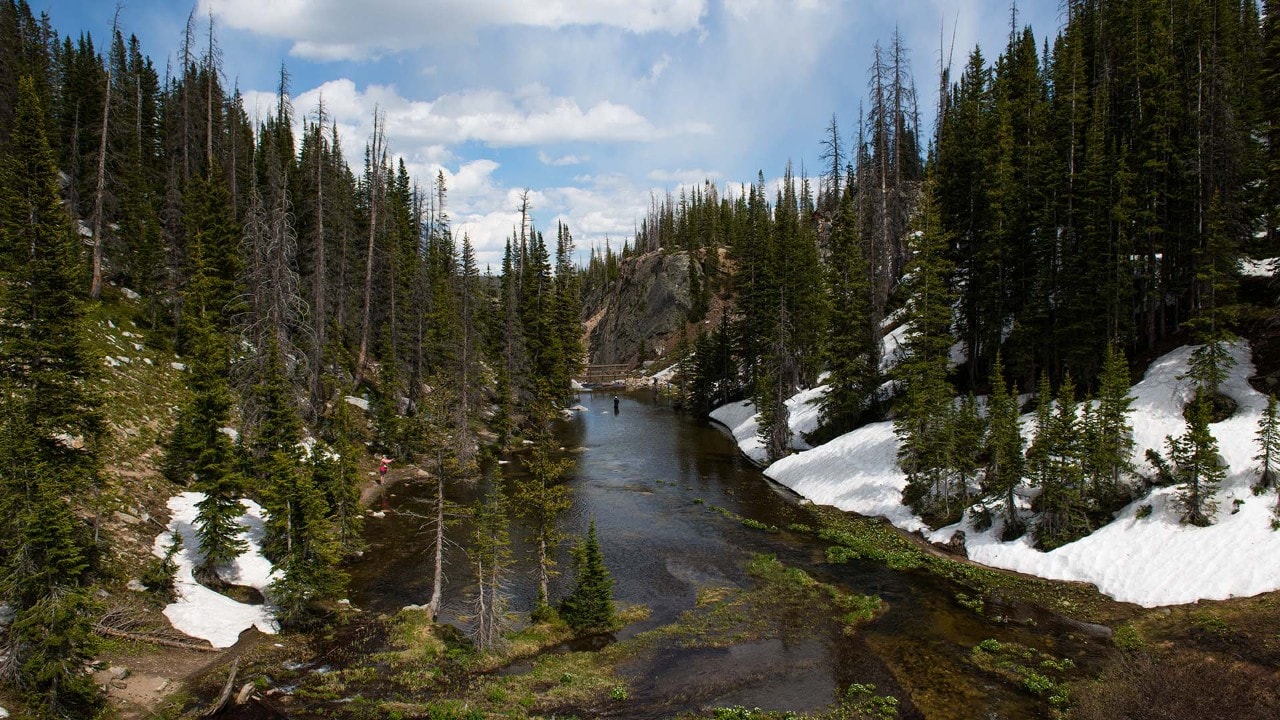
top-left (584, 250), bottom-right (706, 367)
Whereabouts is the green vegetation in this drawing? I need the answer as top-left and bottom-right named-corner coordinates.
top-left (559, 520), bottom-right (617, 633)
top-left (970, 639), bottom-right (1074, 710)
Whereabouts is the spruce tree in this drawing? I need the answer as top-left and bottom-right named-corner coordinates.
top-left (893, 177), bottom-right (957, 522)
top-left (559, 520), bottom-right (616, 633)
top-left (1256, 394), bottom-right (1280, 492)
top-left (515, 425), bottom-right (573, 618)
top-left (0, 75), bottom-right (103, 718)
top-left (819, 174), bottom-right (878, 439)
top-left (1167, 395), bottom-right (1224, 527)
top-left (1034, 374), bottom-right (1090, 550)
top-left (982, 354), bottom-right (1025, 538)
top-left (950, 392), bottom-right (984, 511)
top-left (312, 400), bottom-right (364, 558)
top-left (469, 478), bottom-right (513, 651)
top-left (1085, 345), bottom-right (1136, 511)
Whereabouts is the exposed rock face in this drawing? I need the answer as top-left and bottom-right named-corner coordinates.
top-left (585, 250), bottom-right (703, 367)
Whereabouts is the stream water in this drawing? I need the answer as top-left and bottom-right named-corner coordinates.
top-left (340, 390), bottom-right (1109, 718)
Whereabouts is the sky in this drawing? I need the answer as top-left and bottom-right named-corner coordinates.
top-left (35, 0), bottom-right (1063, 269)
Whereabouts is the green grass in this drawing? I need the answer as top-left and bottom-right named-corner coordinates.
top-left (807, 507), bottom-right (1130, 624)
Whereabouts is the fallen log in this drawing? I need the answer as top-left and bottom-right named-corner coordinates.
top-left (94, 625), bottom-right (219, 653)
top-left (200, 657), bottom-right (240, 717)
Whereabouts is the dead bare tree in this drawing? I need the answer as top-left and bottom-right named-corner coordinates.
top-left (90, 6), bottom-right (121, 299)
top-left (355, 108), bottom-right (386, 384)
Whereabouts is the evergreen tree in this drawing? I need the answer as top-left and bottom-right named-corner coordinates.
top-left (950, 392), bottom-right (984, 511)
top-left (1256, 394), bottom-right (1280, 492)
top-left (469, 478), bottom-right (513, 651)
top-left (1084, 344), bottom-right (1136, 510)
top-left (311, 399), bottom-right (364, 558)
top-left (982, 354), bottom-right (1025, 538)
top-left (819, 173), bottom-right (878, 439)
top-left (0, 75), bottom-right (103, 718)
top-left (1033, 374), bottom-right (1091, 550)
top-left (514, 426), bottom-right (574, 618)
top-left (894, 177), bottom-right (958, 522)
top-left (1167, 395), bottom-right (1225, 527)
top-left (559, 520), bottom-right (616, 633)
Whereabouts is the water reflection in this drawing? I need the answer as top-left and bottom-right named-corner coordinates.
top-left (345, 390), bottom-right (1102, 718)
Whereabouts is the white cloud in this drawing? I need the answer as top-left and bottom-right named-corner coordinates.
top-left (538, 151), bottom-right (590, 166)
top-left (291, 79), bottom-right (699, 150)
top-left (646, 168), bottom-right (722, 185)
top-left (203, 0), bottom-right (707, 60)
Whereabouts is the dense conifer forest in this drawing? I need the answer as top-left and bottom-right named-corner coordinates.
top-left (0, 1), bottom-right (584, 713)
top-left (587, 0), bottom-right (1279, 535)
top-left (1, 0), bottom-right (1279, 716)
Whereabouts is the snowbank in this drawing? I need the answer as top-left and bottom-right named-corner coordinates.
top-left (710, 384), bottom-right (823, 465)
top-left (724, 342), bottom-right (1280, 607)
top-left (153, 492), bottom-right (279, 648)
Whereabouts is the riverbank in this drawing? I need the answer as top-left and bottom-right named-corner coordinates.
top-left (707, 341), bottom-right (1280, 609)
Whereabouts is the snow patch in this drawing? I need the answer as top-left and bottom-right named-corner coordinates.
top-left (153, 492), bottom-right (278, 648)
top-left (721, 341), bottom-right (1280, 607)
top-left (1241, 257), bottom-right (1277, 277)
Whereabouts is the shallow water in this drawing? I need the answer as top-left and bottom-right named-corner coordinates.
top-left (343, 390), bottom-right (1108, 718)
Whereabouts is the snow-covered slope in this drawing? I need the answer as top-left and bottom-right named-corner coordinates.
top-left (709, 384), bottom-right (824, 465)
top-left (717, 342), bottom-right (1280, 607)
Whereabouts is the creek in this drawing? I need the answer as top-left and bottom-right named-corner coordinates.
top-left (336, 390), bottom-right (1108, 718)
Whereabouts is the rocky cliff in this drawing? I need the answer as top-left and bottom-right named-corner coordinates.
top-left (583, 250), bottom-right (712, 367)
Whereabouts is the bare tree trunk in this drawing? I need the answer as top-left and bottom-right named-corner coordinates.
top-left (90, 9), bottom-right (120, 299)
top-left (310, 109), bottom-right (328, 416)
top-left (181, 9), bottom-right (194, 182)
top-left (426, 452), bottom-right (445, 620)
top-left (355, 110), bottom-right (384, 384)
top-left (205, 10), bottom-right (215, 171)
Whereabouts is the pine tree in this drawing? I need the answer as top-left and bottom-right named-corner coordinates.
top-left (950, 392), bottom-right (984, 511)
top-left (559, 520), bottom-right (616, 633)
top-left (0, 75), bottom-right (104, 718)
top-left (268, 457), bottom-right (344, 626)
top-left (311, 399), bottom-right (364, 558)
top-left (982, 354), bottom-right (1025, 538)
top-left (1167, 395), bottom-right (1224, 527)
top-left (1256, 394), bottom-right (1280, 493)
top-left (1033, 374), bottom-right (1091, 550)
top-left (1183, 199), bottom-right (1240, 412)
top-left (469, 478), bottom-right (513, 651)
top-left (1085, 345), bottom-right (1136, 511)
top-left (515, 426), bottom-right (574, 618)
top-left (894, 177), bottom-right (957, 522)
top-left (819, 173), bottom-right (878, 439)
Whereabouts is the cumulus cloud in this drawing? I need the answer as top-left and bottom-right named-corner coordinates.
top-left (290, 79), bottom-right (703, 149)
top-left (202, 0), bottom-right (707, 60)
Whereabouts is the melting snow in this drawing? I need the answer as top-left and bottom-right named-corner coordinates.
top-left (153, 492), bottom-right (279, 648)
top-left (719, 341), bottom-right (1280, 607)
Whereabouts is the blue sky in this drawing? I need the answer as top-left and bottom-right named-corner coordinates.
top-left (36, 1), bottom-right (1062, 268)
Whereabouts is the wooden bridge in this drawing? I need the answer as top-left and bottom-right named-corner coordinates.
top-left (575, 363), bottom-right (632, 386)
